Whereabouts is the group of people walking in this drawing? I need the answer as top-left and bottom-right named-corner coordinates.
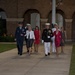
top-left (15, 22), bottom-right (66, 57)
top-left (15, 22), bottom-right (40, 55)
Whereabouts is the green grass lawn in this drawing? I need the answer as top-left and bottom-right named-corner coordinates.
top-left (0, 44), bottom-right (16, 53)
top-left (69, 45), bottom-right (75, 75)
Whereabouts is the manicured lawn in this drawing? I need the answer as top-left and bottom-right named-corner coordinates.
top-left (69, 45), bottom-right (75, 75)
top-left (0, 44), bottom-right (16, 53)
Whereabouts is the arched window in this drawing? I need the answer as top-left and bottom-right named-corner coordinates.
top-left (56, 13), bottom-right (63, 29)
top-left (48, 9), bottom-right (65, 29)
top-left (23, 9), bottom-right (41, 29)
top-left (0, 8), bottom-right (7, 36)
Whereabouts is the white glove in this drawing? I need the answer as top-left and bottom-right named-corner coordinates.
top-left (42, 40), bottom-right (44, 43)
top-left (14, 39), bottom-right (16, 41)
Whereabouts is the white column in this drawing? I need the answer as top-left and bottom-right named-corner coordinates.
top-left (52, 0), bottom-right (56, 24)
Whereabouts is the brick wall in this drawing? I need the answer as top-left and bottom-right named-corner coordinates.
top-left (0, 0), bottom-right (75, 40)
top-left (0, 0), bottom-right (18, 18)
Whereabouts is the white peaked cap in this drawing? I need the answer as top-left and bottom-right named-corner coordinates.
top-left (45, 23), bottom-right (50, 25)
top-left (54, 23), bottom-right (58, 25)
top-left (27, 23), bottom-right (31, 26)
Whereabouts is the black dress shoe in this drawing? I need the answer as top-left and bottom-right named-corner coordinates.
top-left (27, 50), bottom-right (29, 53)
top-left (20, 54), bottom-right (22, 56)
top-left (45, 54), bottom-right (48, 56)
top-left (18, 52), bottom-right (20, 55)
top-left (48, 53), bottom-right (50, 55)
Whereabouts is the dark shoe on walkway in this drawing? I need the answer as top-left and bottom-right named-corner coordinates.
top-left (27, 50), bottom-right (29, 53)
top-left (20, 54), bottom-right (22, 56)
top-left (45, 54), bottom-right (48, 56)
top-left (48, 53), bottom-right (50, 56)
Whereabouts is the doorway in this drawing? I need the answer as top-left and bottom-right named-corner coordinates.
top-left (56, 13), bottom-right (64, 29)
top-left (48, 9), bottom-right (65, 29)
top-left (0, 8), bottom-right (7, 36)
top-left (23, 9), bottom-right (40, 29)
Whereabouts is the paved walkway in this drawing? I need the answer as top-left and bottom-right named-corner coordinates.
top-left (0, 45), bottom-right (72, 75)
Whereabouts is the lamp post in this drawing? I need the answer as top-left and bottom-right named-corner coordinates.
top-left (52, 0), bottom-right (56, 25)
top-left (51, 0), bottom-right (63, 25)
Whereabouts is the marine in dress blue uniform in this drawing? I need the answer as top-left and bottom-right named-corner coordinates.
top-left (15, 22), bottom-right (25, 55)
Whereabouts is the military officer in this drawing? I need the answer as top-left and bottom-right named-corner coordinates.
top-left (15, 22), bottom-right (25, 55)
top-left (42, 23), bottom-right (53, 56)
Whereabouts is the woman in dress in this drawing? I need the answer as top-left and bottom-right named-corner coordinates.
top-left (60, 27), bottom-right (66, 53)
top-left (54, 25), bottom-right (62, 56)
top-left (26, 25), bottom-right (35, 55)
top-left (34, 26), bottom-right (40, 53)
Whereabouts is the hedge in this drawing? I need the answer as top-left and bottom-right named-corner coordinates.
top-left (0, 36), bottom-right (15, 42)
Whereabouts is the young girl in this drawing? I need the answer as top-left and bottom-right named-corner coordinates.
top-left (60, 27), bottom-right (66, 53)
top-left (34, 26), bottom-right (40, 53)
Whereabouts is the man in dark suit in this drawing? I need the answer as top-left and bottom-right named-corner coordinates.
top-left (15, 22), bottom-right (25, 55)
